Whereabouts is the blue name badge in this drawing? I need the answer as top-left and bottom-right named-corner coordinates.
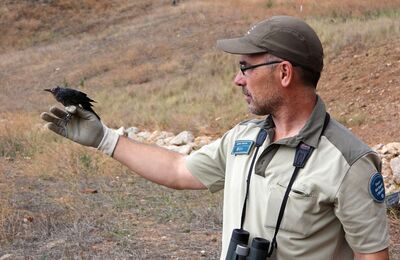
top-left (369, 172), bottom-right (385, 203)
top-left (232, 140), bottom-right (254, 155)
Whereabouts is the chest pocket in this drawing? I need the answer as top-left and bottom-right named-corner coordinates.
top-left (264, 181), bottom-right (319, 236)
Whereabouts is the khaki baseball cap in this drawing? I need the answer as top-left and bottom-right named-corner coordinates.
top-left (217, 16), bottom-right (324, 73)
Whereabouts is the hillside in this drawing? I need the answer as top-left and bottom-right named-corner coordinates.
top-left (1, 0), bottom-right (399, 142)
top-left (0, 0), bottom-right (400, 258)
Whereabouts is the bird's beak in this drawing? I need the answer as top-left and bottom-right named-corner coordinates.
top-left (44, 89), bottom-right (51, 92)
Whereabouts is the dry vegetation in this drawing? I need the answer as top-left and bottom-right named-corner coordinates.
top-left (1, 0), bottom-right (400, 258)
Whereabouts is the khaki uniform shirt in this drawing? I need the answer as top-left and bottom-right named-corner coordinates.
top-left (186, 97), bottom-right (389, 259)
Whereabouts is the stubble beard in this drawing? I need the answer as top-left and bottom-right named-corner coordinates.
top-left (250, 94), bottom-right (283, 116)
top-left (244, 85), bottom-right (283, 116)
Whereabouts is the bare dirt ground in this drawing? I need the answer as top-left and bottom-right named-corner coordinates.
top-left (0, 0), bottom-right (400, 259)
top-left (319, 41), bottom-right (400, 145)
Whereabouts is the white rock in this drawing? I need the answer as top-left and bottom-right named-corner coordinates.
top-left (161, 131), bottom-right (174, 138)
top-left (164, 144), bottom-right (193, 155)
top-left (125, 127), bottom-right (140, 137)
top-left (195, 136), bottom-right (213, 147)
top-left (0, 254), bottom-right (13, 260)
top-left (169, 131), bottom-right (194, 145)
top-left (381, 146), bottom-right (389, 155)
top-left (164, 136), bottom-right (175, 144)
top-left (136, 131), bottom-right (152, 140)
top-left (127, 133), bottom-right (138, 140)
top-left (382, 158), bottom-right (392, 177)
top-left (390, 156), bottom-right (400, 184)
top-left (385, 142), bottom-right (400, 156)
top-left (149, 131), bottom-right (174, 142)
top-left (148, 130), bottom-right (161, 142)
top-left (156, 139), bottom-right (166, 146)
top-left (386, 185), bottom-right (396, 194)
top-left (372, 143), bottom-right (384, 153)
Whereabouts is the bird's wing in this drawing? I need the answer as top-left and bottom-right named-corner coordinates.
top-left (69, 89), bottom-right (97, 106)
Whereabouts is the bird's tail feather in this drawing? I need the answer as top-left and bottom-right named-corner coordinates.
top-left (81, 104), bottom-right (101, 120)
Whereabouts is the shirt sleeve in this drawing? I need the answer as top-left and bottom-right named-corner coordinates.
top-left (334, 152), bottom-right (390, 253)
top-left (185, 129), bottom-right (234, 193)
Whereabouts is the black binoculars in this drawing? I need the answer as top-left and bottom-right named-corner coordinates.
top-left (225, 229), bottom-right (270, 260)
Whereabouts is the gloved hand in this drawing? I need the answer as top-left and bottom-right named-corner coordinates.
top-left (40, 106), bottom-right (120, 156)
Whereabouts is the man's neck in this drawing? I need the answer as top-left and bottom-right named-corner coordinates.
top-left (272, 94), bottom-right (317, 142)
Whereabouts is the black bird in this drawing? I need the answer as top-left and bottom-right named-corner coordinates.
top-left (44, 86), bottom-right (101, 120)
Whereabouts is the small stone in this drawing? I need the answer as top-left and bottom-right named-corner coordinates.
top-left (169, 131), bottom-right (194, 145)
top-left (125, 127), bottom-right (140, 137)
top-left (390, 156), bottom-right (400, 184)
top-left (136, 131), bottom-right (151, 140)
top-left (381, 145), bottom-right (390, 155)
top-left (385, 142), bottom-right (400, 156)
top-left (164, 136), bottom-right (175, 144)
top-left (149, 131), bottom-right (174, 142)
top-left (200, 250), bottom-right (206, 256)
top-left (160, 131), bottom-right (174, 139)
top-left (164, 144), bottom-right (193, 155)
top-left (80, 188), bottom-right (98, 194)
top-left (148, 130), bottom-right (161, 142)
top-left (23, 216), bottom-right (34, 222)
top-left (155, 139), bottom-right (166, 146)
top-left (372, 143), bottom-right (384, 153)
top-left (382, 160), bottom-right (392, 178)
top-left (0, 254), bottom-right (13, 260)
top-left (196, 136), bottom-right (212, 145)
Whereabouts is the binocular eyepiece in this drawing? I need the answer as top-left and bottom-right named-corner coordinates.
top-left (225, 229), bottom-right (270, 260)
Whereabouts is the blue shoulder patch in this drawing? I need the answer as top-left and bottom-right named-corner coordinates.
top-left (232, 140), bottom-right (254, 155)
top-left (369, 173), bottom-right (385, 203)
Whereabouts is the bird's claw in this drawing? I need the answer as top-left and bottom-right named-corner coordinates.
top-left (64, 112), bottom-right (72, 123)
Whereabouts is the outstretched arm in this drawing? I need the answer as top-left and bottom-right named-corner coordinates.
top-left (41, 105), bottom-right (206, 190)
top-left (113, 135), bottom-right (206, 190)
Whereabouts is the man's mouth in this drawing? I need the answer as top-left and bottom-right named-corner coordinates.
top-left (242, 88), bottom-right (252, 103)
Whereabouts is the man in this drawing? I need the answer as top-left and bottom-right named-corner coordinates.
top-left (41, 16), bottom-right (389, 259)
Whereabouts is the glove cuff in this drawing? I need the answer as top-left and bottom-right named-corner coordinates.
top-left (97, 124), bottom-right (121, 156)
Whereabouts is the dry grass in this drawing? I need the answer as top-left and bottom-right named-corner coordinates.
top-left (1, 0), bottom-right (400, 258)
top-left (309, 12), bottom-right (400, 57)
top-left (0, 113), bottom-right (47, 158)
top-left (0, 111), bottom-right (223, 258)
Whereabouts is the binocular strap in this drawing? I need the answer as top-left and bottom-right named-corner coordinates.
top-left (267, 143), bottom-right (314, 256)
top-left (238, 113), bottom-right (330, 257)
top-left (267, 113), bottom-right (330, 257)
top-left (240, 128), bottom-right (268, 229)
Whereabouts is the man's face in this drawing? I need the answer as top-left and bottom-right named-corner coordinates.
top-left (234, 53), bottom-right (283, 116)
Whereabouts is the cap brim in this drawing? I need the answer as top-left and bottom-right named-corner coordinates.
top-left (216, 37), bottom-right (266, 54)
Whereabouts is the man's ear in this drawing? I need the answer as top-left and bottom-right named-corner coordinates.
top-left (279, 61), bottom-right (294, 88)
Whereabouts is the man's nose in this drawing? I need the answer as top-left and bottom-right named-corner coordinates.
top-left (234, 71), bottom-right (246, 87)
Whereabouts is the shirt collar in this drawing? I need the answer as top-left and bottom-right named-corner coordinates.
top-left (263, 95), bottom-right (327, 148)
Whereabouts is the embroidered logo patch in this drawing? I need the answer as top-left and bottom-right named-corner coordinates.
top-left (369, 172), bottom-right (385, 203)
top-left (232, 140), bottom-right (254, 155)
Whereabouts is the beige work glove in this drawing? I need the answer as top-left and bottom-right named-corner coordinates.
top-left (40, 106), bottom-right (119, 156)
